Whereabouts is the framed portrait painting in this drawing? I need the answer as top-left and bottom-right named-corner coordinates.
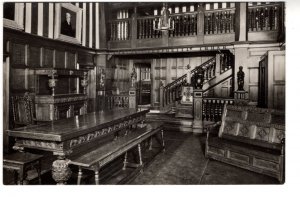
top-left (54, 3), bottom-right (82, 44)
top-left (3, 3), bottom-right (24, 30)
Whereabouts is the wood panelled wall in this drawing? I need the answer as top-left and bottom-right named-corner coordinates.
top-left (106, 56), bottom-right (213, 106)
top-left (19, 2), bottom-right (106, 49)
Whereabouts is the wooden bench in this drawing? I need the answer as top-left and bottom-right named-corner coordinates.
top-left (205, 104), bottom-right (285, 183)
top-left (69, 122), bottom-right (164, 184)
top-left (3, 152), bottom-right (43, 185)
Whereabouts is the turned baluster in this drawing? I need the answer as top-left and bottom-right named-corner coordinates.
top-left (210, 13), bottom-right (213, 34)
top-left (202, 99), bottom-right (206, 120)
top-left (204, 14), bottom-right (208, 34)
top-left (274, 6), bottom-right (278, 30)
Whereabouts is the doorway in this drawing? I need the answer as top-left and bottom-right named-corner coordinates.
top-left (135, 63), bottom-right (151, 108)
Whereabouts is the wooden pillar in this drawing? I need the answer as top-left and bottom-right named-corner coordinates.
top-left (197, 3), bottom-right (204, 44)
top-left (95, 54), bottom-right (107, 111)
top-left (193, 89), bottom-right (204, 134)
top-left (235, 3), bottom-right (247, 42)
top-left (131, 6), bottom-right (137, 48)
top-left (99, 3), bottom-right (107, 49)
top-left (159, 81), bottom-right (164, 111)
top-left (129, 87), bottom-right (137, 110)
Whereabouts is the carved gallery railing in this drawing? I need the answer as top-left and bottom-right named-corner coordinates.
top-left (109, 19), bottom-right (131, 41)
top-left (204, 8), bottom-right (235, 35)
top-left (106, 94), bottom-right (129, 109)
top-left (162, 57), bottom-right (216, 108)
top-left (248, 3), bottom-right (281, 32)
top-left (169, 12), bottom-right (197, 37)
top-left (137, 16), bottom-right (162, 39)
top-left (202, 97), bottom-right (234, 122)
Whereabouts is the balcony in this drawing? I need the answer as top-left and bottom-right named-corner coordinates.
top-left (107, 2), bottom-right (284, 51)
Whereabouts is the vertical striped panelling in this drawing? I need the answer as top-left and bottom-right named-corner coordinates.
top-left (95, 3), bottom-right (99, 49)
top-left (25, 3), bottom-right (32, 33)
top-left (89, 3), bottom-right (93, 48)
top-left (48, 3), bottom-right (54, 38)
top-left (86, 3), bottom-right (90, 47)
top-left (37, 3), bottom-right (43, 36)
top-left (82, 3), bottom-right (87, 46)
top-left (31, 3), bottom-right (38, 35)
top-left (14, 2), bottom-right (104, 49)
top-left (43, 3), bottom-right (49, 37)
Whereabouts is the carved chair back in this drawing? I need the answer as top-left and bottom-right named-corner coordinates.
top-left (11, 92), bottom-right (35, 127)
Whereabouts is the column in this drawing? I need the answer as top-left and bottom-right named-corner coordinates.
top-left (235, 2), bottom-right (247, 41)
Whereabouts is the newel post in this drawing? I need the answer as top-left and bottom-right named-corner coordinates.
top-left (129, 67), bottom-right (137, 110)
top-left (193, 89), bottom-right (204, 134)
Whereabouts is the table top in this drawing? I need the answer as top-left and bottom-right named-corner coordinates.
top-left (8, 109), bottom-right (149, 142)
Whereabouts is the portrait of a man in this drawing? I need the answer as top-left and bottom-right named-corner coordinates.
top-left (61, 7), bottom-right (76, 37)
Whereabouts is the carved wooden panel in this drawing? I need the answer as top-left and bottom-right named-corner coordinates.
top-left (222, 120), bottom-right (238, 136)
top-left (28, 46), bottom-right (41, 68)
top-left (12, 43), bottom-right (26, 67)
top-left (228, 150), bottom-right (250, 164)
top-left (237, 124), bottom-right (253, 138)
top-left (253, 157), bottom-right (279, 172)
top-left (249, 68), bottom-right (259, 83)
top-left (249, 85), bottom-right (258, 102)
top-left (273, 85), bottom-right (285, 110)
top-left (78, 52), bottom-right (94, 66)
top-left (247, 111), bottom-right (271, 123)
top-left (11, 69), bottom-right (26, 90)
top-left (67, 52), bottom-right (76, 69)
top-left (55, 50), bottom-right (65, 68)
top-left (44, 48), bottom-right (54, 68)
top-left (207, 146), bottom-right (225, 157)
top-left (273, 55), bottom-right (285, 81)
top-left (254, 126), bottom-right (270, 142)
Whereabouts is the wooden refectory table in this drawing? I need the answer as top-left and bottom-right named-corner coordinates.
top-left (7, 108), bottom-right (149, 184)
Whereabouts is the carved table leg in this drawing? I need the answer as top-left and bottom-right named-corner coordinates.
top-left (51, 156), bottom-right (71, 185)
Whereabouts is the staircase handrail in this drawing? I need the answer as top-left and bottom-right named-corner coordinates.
top-left (163, 57), bottom-right (216, 90)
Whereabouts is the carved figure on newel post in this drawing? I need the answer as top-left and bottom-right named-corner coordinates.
top-left (193, 67), bottom-right (205, 90)
top-left (131, 67), bottom-right (137, 88)
top-left (237, 66), bottom-right (245, 91)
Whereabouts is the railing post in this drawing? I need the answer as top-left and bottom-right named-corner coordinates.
top-left (193, 89), bottom-right (204, 134)
top-left (131, 6), bottom-right (137, 48)
top-left (197, 3), bottom-right (204, 44)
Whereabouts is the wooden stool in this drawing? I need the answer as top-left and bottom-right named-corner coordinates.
top-left (3, 152), bottom-right (43, 185)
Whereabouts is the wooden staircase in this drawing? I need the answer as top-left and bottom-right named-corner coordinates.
top-left (160, 52), bottom-right (234, 118)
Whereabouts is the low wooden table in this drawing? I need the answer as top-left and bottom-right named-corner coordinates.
top-left (3, 152), bottom-right (43, 185)
top-left (7, 109), bottom-right (149, 184)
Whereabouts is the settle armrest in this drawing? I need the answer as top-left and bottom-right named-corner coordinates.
top-left (206, 121), bottom-right (221, 139)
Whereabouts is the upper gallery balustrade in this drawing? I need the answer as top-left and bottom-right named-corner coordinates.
top-left (107, 2), bottom-right (284, 49)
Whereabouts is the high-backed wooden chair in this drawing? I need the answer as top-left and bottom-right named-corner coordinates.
top-left (7, 92), bottom-right (43, 185)
top-left (11, 92), bottom-right (36, 128)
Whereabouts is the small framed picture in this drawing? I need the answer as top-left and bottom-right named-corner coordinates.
top-left (3, 3), bottom-right (24, 30)
top-left (54, 3), bottom-right (82, 44)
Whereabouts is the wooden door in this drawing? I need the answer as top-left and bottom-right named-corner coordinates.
top-left (258, 55), bottom-right (268, 108)
top-left (267, 51), bottom-right (285, 110)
